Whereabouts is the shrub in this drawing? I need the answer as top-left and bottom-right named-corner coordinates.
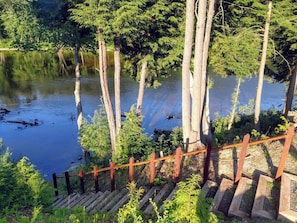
top-left (79, 107), bottom-right (111, 165)
top-left (115, 105), bottom-right (153, 164)
top-left (0, 148), bottom-right (53, 219)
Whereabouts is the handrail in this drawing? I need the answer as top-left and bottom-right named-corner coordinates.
top-left (52, 125), bottom-right (295, 196)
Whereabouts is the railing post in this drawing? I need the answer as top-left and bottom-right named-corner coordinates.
top-left (149, 152), bottom-right (156, 187)
top-left (129, 157), bottom-right (135, 182)
top-left (235, 134), bottom-right (250, 183)
top-left (65, 171), bottom-right (71, 195)
top-left (52, 173), bottom-right (59, 196)
top-left (203, 142), bottom-right (212, 184)
top-left (110, 161), bottom-right (115, 191)
top-left (174, 147), bottom-right (182, 184)
top-left (94, 165), bottom-right (99, 193)
top-left (78, 169), bottom-right (85, 194)
top-left (275, 125), bottom-right (295, 180)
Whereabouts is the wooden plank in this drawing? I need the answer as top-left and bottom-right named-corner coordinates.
top-left (278, 172), bottom-right (297, 222)
top-left (235, 134), bottom-right (250, 183)
top-left (228, 177), bottom-right (255, 218)
top-left (251, 175), bottom-right (277, 219)
top-left (211, 178), bottom-right (234, 213)
top-left (275, 125), bottom-right (295, 180)
top-left (101, 188), bottom-right (128, 212)
top-left (144, 184), bottom-right (171, 214)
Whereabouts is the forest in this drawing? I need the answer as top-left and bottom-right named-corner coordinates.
top-left (0, 0), bottom-right (297, 222)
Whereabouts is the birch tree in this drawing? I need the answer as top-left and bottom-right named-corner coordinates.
top-left (182, 0), bottom-right (216, 151)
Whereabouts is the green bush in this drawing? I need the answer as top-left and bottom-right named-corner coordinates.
top-left (153, 127), bottom-right (183, 156)
top-left (115, 105), bottom-right (153, 164)
top-left (0, 148), bottom-right (54, 219)
top-left (211, 109), bottom-right (288, 146)
top-left (79, 107), bottom-right (112, 165)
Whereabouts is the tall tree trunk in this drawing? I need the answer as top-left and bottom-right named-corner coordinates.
top-left (182, 0), bottom-right (195, 151)
top-left (283, 64), bottom-right (297, 117)
top-left (74, 44), bottom-right (83, 131)
top-left (191, 0), bottom-right (207, 150)
top-left (97, 33), bottom-right (116, 156)
top-left (254, 0), bottom-right (272, 131)
top-left (201, 0), bottom-right (216, 143)
top-left (74, 44), bottom-right (90, 163)
top-left (228, 77), bottom-right (241, 130)
top-left (114, 37), bottom-right (121, 134)
top-left (136, 61), bottom-right (147, 117)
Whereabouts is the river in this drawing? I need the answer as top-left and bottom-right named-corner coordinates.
top-left (0, 53), bottom-right (286, 179)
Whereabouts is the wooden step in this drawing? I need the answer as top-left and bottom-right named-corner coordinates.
top-left (139, 186), bottom-right (159, 210)
top-left (228, 177), bottom-right (256, 219)
top-left (211, 178), bottom-right (235, 214)
top-left (158, 185), bottom-right (178, 213)
top-left (52, 193), bottom-right (80, 209)
top-left (143, 183), bottom-right (172, 214)
top-left (202, 180), bottom-right (218, 198)
top-left (251, 175), bottom-right (278, 220)
top-left (109, 191), bottom-right (130, 213)
top-left (101, 188), bottom-right (128, 213)
top-left (278, 172), bottom-right (297, 222)
top-left (89, 190), bottom-right (118, 213)
top-left (85, 190), bottom-right (110, 212)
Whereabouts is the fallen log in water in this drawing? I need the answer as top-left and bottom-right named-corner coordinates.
top-left (4, 119), bottom-right (40, 127)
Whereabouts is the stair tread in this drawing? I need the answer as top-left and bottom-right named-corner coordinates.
top-left (89, 190), bottom-right (118, 213)
top-left (278, 172), bottom-right (297, 222)
top-left (228, 177), bottom-right (256, 218)
top-left (85, 191), bottom-right (110, 212)
top-left (143, 183), bottom-right (172, 214)
top-left (252, 175), bottom-right (278, 220)
top-left (211, 178), bottom-right (235, 214)
top-left (101, 188), bottom-right (128, 212)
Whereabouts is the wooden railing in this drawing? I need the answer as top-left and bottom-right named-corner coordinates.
top-left (52, 125), bottom-right (295, 196)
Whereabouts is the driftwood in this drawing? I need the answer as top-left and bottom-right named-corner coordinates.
top-left (5, 119), bottom-right (40, 127)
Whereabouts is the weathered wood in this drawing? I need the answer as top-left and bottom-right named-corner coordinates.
top-left (110, 162), bottom-right (115, 191)
top-left (275, 125), bottom-right (295, 180)
top-left (52, 173), bottom-right (58, 196)
top-left (93, 165), bottom-right (99, 193)
top-left (149, 152), bottom-right (156, 187)
top-left (129, 157), bottom-right (135, 182)
top-left (65, 171), bottom-right (71, 195)
top-left (174, 147), bottom-right (182, 183)
top-left (235, 134), bottom-right (250, 183)
top-left (203, 142), bottom-right (212, 184)
top-left (78, 169), bottom-right (85, 194)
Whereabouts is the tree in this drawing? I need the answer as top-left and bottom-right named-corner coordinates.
top-left (70, 0), bottom-right (118, 156)
top-left (182, 0), bottom-right (216, 151)
top-left (254, 0), bottom-right (272, 131)
top-left (115, 0), bottom-right (185, 118)
top-left (181, 0), bottom-right (195, 150)
top-left (0, 0), bottom-right (40, 49)
top-left (209, 29), bottom-right (261, 130)
top-left (269, 0), bottom-right (297, 116)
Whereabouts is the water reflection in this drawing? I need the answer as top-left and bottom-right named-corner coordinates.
top-left (0, 51), bottom-right (287, 179)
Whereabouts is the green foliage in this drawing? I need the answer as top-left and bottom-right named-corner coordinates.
top-left (115, 105), bottom-right (153, 164)
top-left (153, 127), bottom-right (183, 156)
top-left (0, 148), bottom-right (53, 219)
top-left (152, 174), bottom-right (218, 223)
top-left (209, 28), bottom-right (261, 79)
top-left (211, 109), bottom-right (289, 146)
top-left (0, 0), bottom-right (40, 49)
top-left (79, 107), bottom-right (111, 165)
top-left (117, 181), bottom-right (144, 223)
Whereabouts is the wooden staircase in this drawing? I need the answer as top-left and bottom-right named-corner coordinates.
top-left (52, 172), bottom-right (297, 222)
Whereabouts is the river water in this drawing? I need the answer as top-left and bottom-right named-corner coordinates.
top-left (0, 65), bottom-right (286, 179)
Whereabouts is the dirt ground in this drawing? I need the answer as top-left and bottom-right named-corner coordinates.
top-left (206, 132), bottom-right (297, 182)
top-left (153, 130), bottom-right (297, 186)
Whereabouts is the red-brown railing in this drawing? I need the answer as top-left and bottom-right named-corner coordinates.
top-left (52, 125), bottom-right (295, 196)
